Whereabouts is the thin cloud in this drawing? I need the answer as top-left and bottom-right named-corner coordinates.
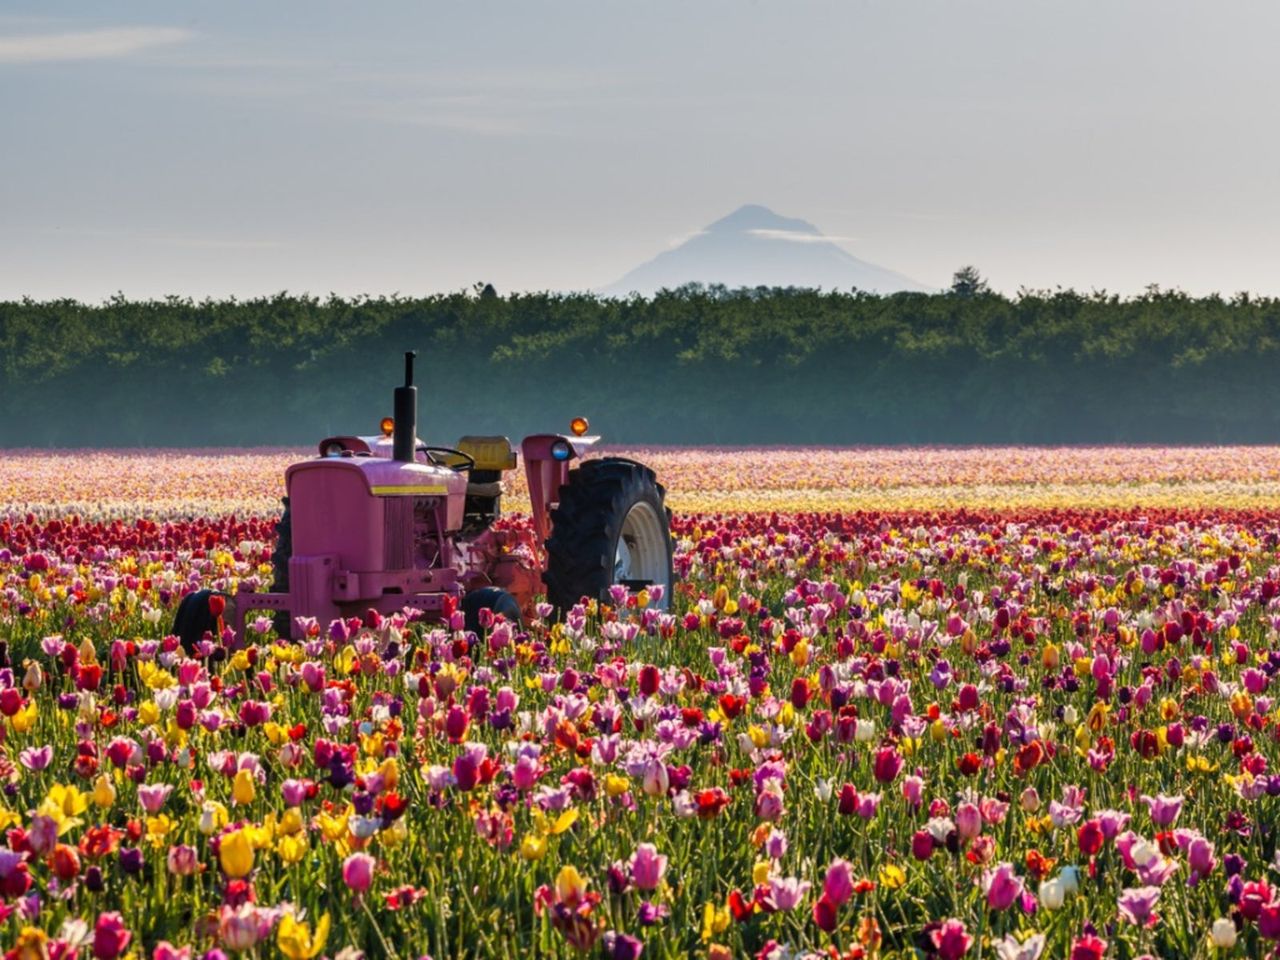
top-left (34, 225), bottom-right (283, 250)
top-left (0, 26), bottom-right (191, 64)
top-left (748, 229), bottom-right (861, 244)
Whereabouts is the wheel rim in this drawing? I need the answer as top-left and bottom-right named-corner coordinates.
top-left (614, 500), bottom-right (670, 609)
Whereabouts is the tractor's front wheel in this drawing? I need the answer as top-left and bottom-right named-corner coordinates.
top-left (544, 458), bottom-right (673, 613)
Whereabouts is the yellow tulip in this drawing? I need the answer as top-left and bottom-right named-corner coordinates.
top-left (47, 784), bottom-right (87, 819)
top-left (277, 911), bottom-right (329, 960)
top-left (382, 817), bottom-right (408, 847)
top-left (13, 927), bottom-right (48, 960)
top-left (276, 834), bottom-right (308, 865)
top-left (219, 827), bottom-right (254, 878)
top-left (278, 807), bottom-right (304, 836)
top-left (11, 703), bottom-right (37, 734)
top-left (316, 810), bottom-right (349, 844)
top-left (519, 832), bottom-right (547, 861)
top-left (146, 814), bottom-right (173, 847)
top-left (232, 770), bottom-right (256, 806)
top-left (378, 757), bottom-right (400, 791)
top-left (701, 901), bottom-right (730, 942)
top-left (555, 865), bottom-right (588, 904)
top-left (751, 859), bottom-right (772, 886)
top-left (879, 864), bottom-right (906, 889)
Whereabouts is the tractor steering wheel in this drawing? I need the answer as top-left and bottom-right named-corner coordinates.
top-left (417, 445), bottom-right (475, 473)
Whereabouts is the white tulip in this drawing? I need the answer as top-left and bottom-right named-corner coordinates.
top-left (1210, 917), bottom-right (1237, 948)
top-left (1038, 878), bottom-right (1065, 910)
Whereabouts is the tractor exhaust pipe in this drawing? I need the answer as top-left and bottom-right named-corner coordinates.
top-left (393, 351), bottom-right (417, 463)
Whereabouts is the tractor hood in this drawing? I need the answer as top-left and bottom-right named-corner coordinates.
top-left (283, 457), bottom-right (468, 574)
top-left (286, 456), bottom-right (466, 498)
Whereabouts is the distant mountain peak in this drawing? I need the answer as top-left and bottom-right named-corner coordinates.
top-left (600, 204), bottom-right (931, 297)
top-left (704, 204), bottom-right (819, 236)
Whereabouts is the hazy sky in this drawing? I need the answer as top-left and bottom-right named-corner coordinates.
top-left (3, 1), bottom-right (1278, 301)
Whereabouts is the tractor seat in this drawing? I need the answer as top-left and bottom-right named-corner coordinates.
top-left (456, 436), bottom-right (515, 531)
top-left (456, 435), bottom-right (517, 472)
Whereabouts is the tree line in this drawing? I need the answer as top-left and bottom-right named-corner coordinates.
top-left (1, 282), bottom-right (1278, 447)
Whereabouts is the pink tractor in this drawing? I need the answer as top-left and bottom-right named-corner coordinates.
top-left (173, 352), bottom-right (673, 646)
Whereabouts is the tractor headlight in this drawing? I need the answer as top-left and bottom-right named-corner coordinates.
top-left (323, 442), bottom-right (345, 457)
top-left (550, 439), bottom-right (572, 461)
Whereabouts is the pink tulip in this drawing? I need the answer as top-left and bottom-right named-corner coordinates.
top-left (855, 792), bottom-right (881, 820)
top-left (822, 858), bottom-right (855, 907)
top-left (1187, 836), bottom-right (1217, 884)
top-left (955, 802), bottom-right (982, 840)
top-left (512, 754), bottom-right (542, 791)
top-left (137, 783), bottom-right (173, 814)
top-left (27, 815), bottom-right (58, 856)
top-left (166, 844), bottom-right (199, 876)
top-left (641, 759), bottom-right (669, 798)
top-left (982, 862), bottom-right (1025, 912)
top-left (872, 747), bottom-right (903, 784)
top-left (630, 843), bottom-right (668, 891)
top-left (92, 912), bottom-right (133, 960)
top-left (901, 775), bottom-right (924, 809)
top-left (300, 661), bottom-right (325, 692)
top-left (931, 918), bottom-right (973, 960)
top-left (343, 852), bottom-right (376, 896)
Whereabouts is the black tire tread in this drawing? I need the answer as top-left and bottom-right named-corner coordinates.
top-left (543, 457), bottom-right (673, 612)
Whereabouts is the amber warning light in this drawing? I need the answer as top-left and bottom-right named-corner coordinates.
top-left (380, 417), bottom-right (395, 437)
top-left (570, 416), bottom-right (589, 436)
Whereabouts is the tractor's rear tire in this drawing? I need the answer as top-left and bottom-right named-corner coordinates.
top-left (544, 458), bottom-right (673, 614)
top-left (269, 498), bottom-right (292, 637)
top-left (462, 587), bottom-right (522, 634)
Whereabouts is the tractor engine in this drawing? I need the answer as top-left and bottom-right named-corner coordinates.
top-left (284, 456), bottom-right (467, 606)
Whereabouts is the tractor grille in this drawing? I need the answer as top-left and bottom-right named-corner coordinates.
top-left (383, 497), bottom-right (415, 569)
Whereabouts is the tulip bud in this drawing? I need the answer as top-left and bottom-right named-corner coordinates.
top-left (1210, 917), bottom-right (1237, 948)
top-left (231, 769), bottom-right (256, 806)
top-left (21, 662), bottom-right (42, 693)
top-left (641, 759), bottom-right (669, 798)
top-left (93, 773), bottom-right (117, 810)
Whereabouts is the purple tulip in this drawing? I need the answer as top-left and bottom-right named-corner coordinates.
top-left (602, 931), bottom-right (644, 960)
top-left (18, 746), bottom-right (52, 771)
top-left (767, 875), bottom-right (811, 912)
top-left (1140, 793), bottom-right (1184, 827)
top-left (1117, 885), bottom-right (1161, 926)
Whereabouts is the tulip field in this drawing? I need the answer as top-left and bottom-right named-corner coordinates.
top-left (5, 446), bottom-right (1280, 960)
